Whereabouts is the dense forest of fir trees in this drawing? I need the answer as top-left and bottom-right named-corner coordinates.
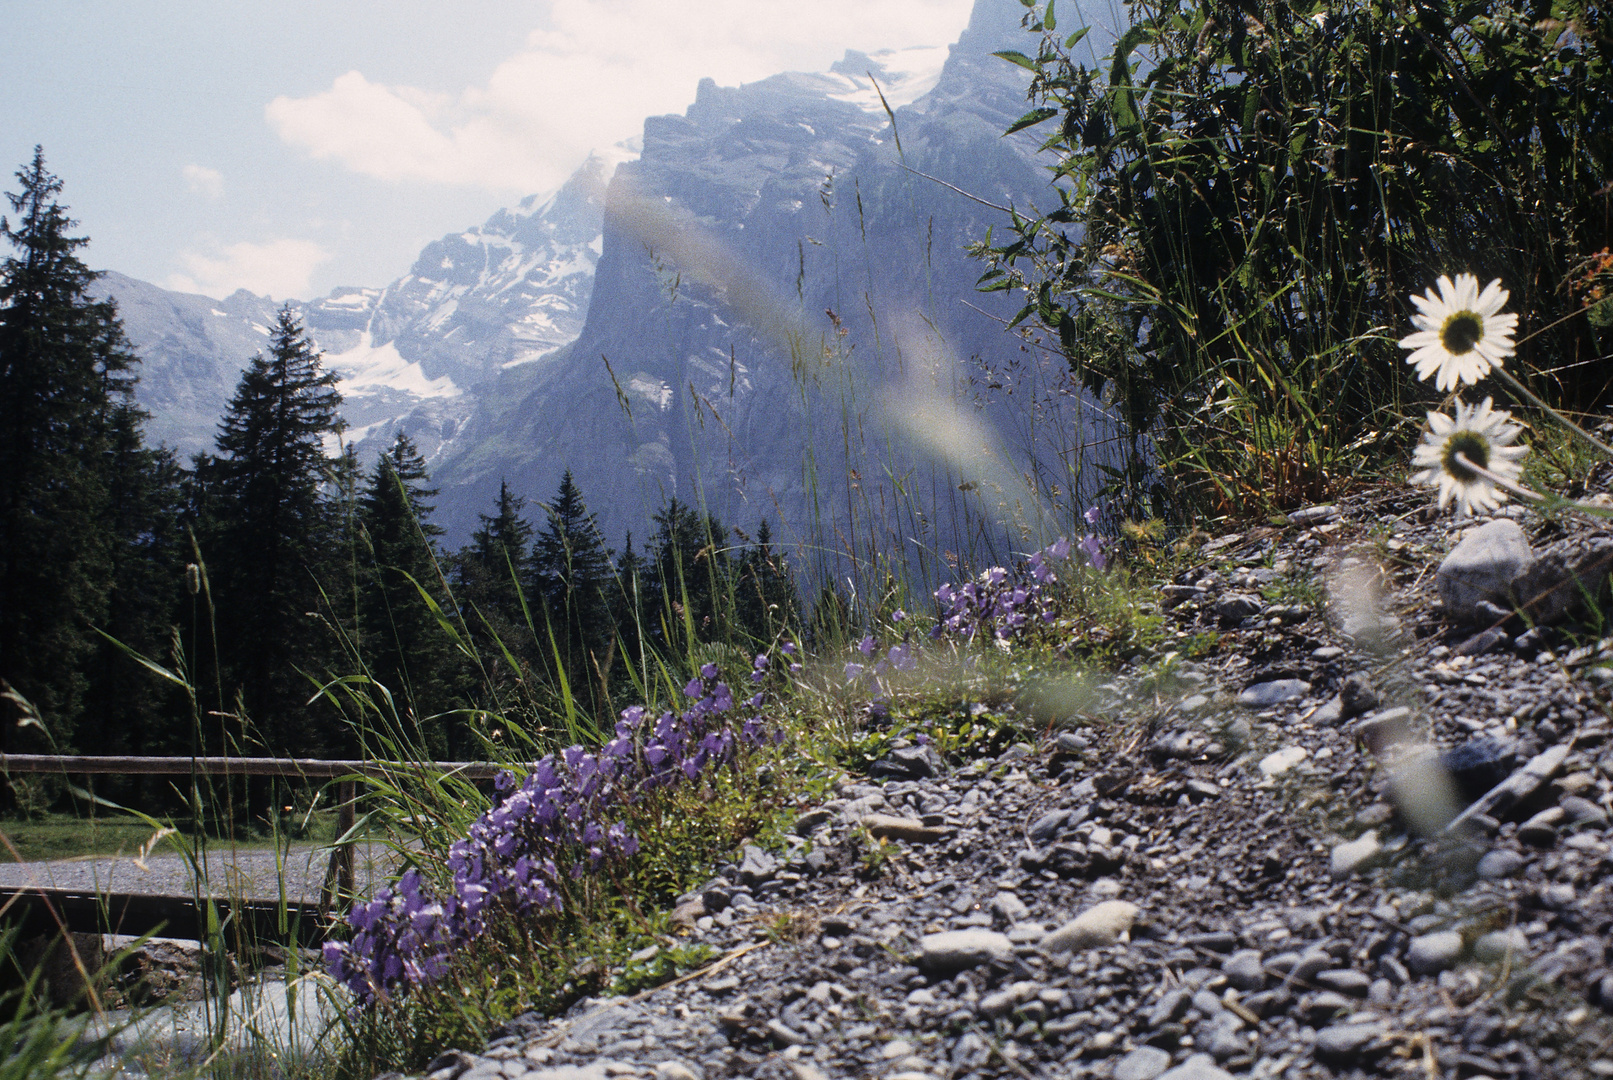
top-left (0, 150), bottom-right (800, 821)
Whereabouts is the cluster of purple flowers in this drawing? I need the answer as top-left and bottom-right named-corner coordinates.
top-left (325, 662), bottom-right (779, 1007)
top-left (933, 517), bottom-right (1106, 643)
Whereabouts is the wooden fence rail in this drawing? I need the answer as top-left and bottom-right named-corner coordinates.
top-left (0, 755), bottom-right (507, 945)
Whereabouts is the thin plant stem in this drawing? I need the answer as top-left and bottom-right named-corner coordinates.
top-left (1494, 367), bottom-right (1613, 459)
top-left (1452, 451), bottom-right (1613, 523)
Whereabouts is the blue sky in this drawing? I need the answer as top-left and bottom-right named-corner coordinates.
top-left (1, 0), bottom-right (976, 301)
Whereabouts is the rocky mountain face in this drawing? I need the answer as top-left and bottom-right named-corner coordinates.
top-left (99, 153), bottom-right (616, 464)
top-left (425, 0), bottom-right (1122, 561)
top-left (104, 0), bottom-right (1123, 560)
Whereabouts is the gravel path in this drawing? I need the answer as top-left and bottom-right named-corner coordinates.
top-left (347, 489), bottom-right (1613, 1080)
top-left (0, 841), bottom-right (396, 902)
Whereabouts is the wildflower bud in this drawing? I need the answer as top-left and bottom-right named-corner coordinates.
top-left (185, 564), bottom-right (200, 595)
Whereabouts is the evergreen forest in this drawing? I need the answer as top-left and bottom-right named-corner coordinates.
top-left (0, 148), bottom-right (801, 822)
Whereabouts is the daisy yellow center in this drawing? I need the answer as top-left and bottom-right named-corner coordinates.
top-left (1440, 310), bottom-right (1484, 355)
top-left (1441, 431), bottom-right (1490, 482)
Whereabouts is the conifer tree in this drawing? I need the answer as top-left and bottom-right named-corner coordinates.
top-left (645, 498), bottom-right (731, 650)
top-left (207, 307), bottom-right (343, 757)
top-left (0, 148), bottom-right (138, 755)
top-left (528, 471), bottom-right (613, 715)
top-left (458, 480), bottom-right (535, 647)
top-left (610, 531), bottom-right (647, 691)
top-left (356, 432), bottom-right (457, 756)
top-left (83, 401), bottom-right (188, 760)
top-left (736, 518), bottom-right (800, 642)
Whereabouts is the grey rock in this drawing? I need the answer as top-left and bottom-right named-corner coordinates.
top-left (1476, 848), bottom-right (1527, 879)
top-left (1356, 706), bottom-right (1413, 753)
top-left (869, 744), bottom-right (944, 781)
top-left (1311, 696), bottom-right (1345, 725)
top-left (1157, 1053), bottom-right (1237, 1080)
top-left (1184, 930), bottom-right (1237, 953)
top-left (1437, 519), bottom-right (1533, 623)
top-left (1288, 504), bottom-right (1339, 526)
top-left (1339, 673), bottom-right (1380, 717)
top-left (1145, 988), bottom-right (1191, 1028)
top-left (1215, 593), bottom-right (1265, 624)
top-left (736, 845), bottom-right (778, 886)
top-left (1028, 808), bottom-right (1072, 845)
top-left (990, 892), bottom-right (1029, 924)
top-left (1511, 535), bottom-right (1613, 624)
top-left (1258, 745), bottom-right (1308, 776)
top-left (1456, 626), bottom-right (1511, 656)
top-left (1473, 928), bottom-right (1529, 964)
top-left (977, 980), bottom-right (1039, 1020)
top-left (1441, 737), bottom-right (1515, 801)
top-left (1331, 830), bottom-right (1382, 878)
top-left (1406, 930), bottom-right (1465, 975)
top-left (1055, 731), bottom-right (1089, 753)
top-left (792, 808), bottom-right (833, 835)
top-left (1203, 1019), bottom-right (1248, 1059)
top-left (1113, 1045), bottom-right (1172, 1080)
top-left (1237, 679), bottom-right (1310, 707)
top-left (1519, 807), bottom-right (1565, 847)
top-left (1285, 948), bottom-right (1333, 985)
top-left (1561, 794), bottom-right (1609, 828)
top-left (1222, 949), bottom-right (1266, 991)
top-left (1315, 969), bottom-right (1372, 996)
top-left (917, 930), bottom-right (1013, 976)
top-left (765, 1018), bottom-right (807, 1046)
top-left (1299, 990), bottom-right (1356, 1024)
top-left (950, 1032), bottom-right (991, 1070)
top-left (1314, 1021), bottom-right (1387, 1062)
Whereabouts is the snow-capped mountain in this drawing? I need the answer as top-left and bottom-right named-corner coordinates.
top-left (100, 150), bottom-right (621, 464)
top-left (104, 0), bottom-right (1124, 554)
top-left (422, 0), bottom-right (1121, 554)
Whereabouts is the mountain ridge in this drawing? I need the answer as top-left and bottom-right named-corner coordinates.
top-left (100, 0), bottom-right (1123, 557)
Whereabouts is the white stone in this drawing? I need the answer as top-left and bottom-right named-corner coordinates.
top-left (1330, 830), bottom-right (1382, 878)
top-left (1042, 900), bottom-right (1139, 953)
top-left (1437, 519), bottom-right (1533, 622)
top-left (1259, 746), bottom-right (1309, 777)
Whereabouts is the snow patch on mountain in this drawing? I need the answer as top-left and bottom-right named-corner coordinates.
top-left (825, 45), bottom-right (950, 112)
top-left (325, 331), bottom-right (460, 400)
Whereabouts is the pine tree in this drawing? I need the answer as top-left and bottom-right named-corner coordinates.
top-left (457, 480), bottom-right (535, 649)
top-left (611, 531), bottom-right (647, 687)
top-left (645, 498), bottom-right (731, 650)
top-left (528, 471), bottom-right (613, 715)
top-left (736, 518), bottom-right (800, 642)
top-left (207, 307), bottom-right (343, 758)
top-left (356, 432), bottom-right (457, 756)
top-left (0, 149), bottom-right (138, 756)
top-left (83, 401), bottom-right (188, 758)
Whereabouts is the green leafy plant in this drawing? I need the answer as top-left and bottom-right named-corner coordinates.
top-left (980, 0), bottom-right (1613, 521)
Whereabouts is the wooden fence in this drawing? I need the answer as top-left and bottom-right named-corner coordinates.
top-left (0, 755), bottom-right (504, 945)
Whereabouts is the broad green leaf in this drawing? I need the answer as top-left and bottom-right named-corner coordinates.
top-left (992, 50), bottom-right (1041, 72)
top-left (1006, 107), bottom-right (1059, 135)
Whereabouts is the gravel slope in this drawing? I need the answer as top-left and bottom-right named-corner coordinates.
top-left (344, 492), bottom-right (1613, 1079)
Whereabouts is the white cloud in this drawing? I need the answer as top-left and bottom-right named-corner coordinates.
top-left (182, 163), bottom-right (224, 199)
top-left (265, 0), bottom-right (973, 194)
top-left (166, 238), bottom-right (330, 301)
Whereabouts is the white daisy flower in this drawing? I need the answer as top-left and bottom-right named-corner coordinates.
top-left (1409, 397), bottom-right (1528, 517)
top-left (1399, 273), bottom-right (1518, 390)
